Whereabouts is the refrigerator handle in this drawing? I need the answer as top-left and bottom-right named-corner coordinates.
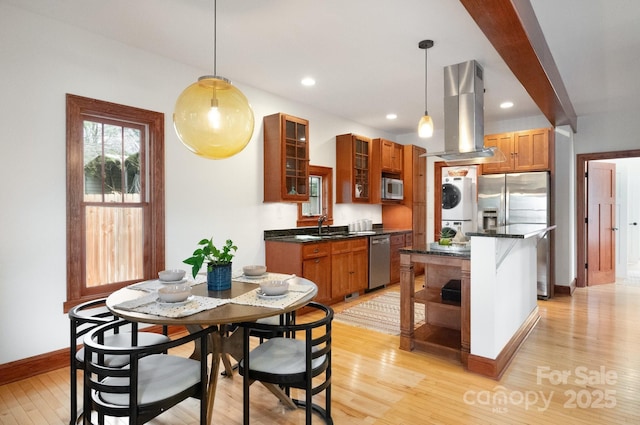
top-left (503, 179), bottom-right (509, 226)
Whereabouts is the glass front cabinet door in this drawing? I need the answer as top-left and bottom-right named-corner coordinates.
top-left (263, 113), bottom-right (310, 202)
top-left (336, 133), bottom-right (374, 203)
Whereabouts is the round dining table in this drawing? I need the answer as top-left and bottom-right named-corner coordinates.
top-left (106, 277), bottom-right (318, 425)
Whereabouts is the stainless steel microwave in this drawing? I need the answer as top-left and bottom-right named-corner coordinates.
top-left (381, 177), bottom-right (404, 200)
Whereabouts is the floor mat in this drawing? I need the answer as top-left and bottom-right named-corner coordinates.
top-left (334, 291), bottom-right (425, 335)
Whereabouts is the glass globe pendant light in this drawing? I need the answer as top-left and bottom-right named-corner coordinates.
top-left (418, 39), bottom-right (434, 138)
top-left (173, 0), bottom-right (254, 159)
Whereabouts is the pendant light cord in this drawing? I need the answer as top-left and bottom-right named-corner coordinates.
top-left (213, 0), bottom-right (217, 76)
top-left (424, 46), bottom-right (428, 115)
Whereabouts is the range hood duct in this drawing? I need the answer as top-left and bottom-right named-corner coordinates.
top-left (427, 60), bottom-right (502, 163)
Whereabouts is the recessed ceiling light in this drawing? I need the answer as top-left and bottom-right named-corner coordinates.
top-left (386, 113), bottom-right (398, 120)
top-left (301, 77), bottom-right (316, 87)
top-left (500, 101), bottom-right (514, 109)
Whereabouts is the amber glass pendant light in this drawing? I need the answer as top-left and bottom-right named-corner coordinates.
top-left (418, 39), bottom-right (434, 138)
top-left (173, 0), bottom-right (254, 159)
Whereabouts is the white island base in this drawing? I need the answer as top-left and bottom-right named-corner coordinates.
top-left (466, 233), bottom-right (540, 378)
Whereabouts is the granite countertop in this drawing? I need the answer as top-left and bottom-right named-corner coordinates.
top-left (466, 224), bottom-right (556, 239)
top-left (400, 244), bottom-right (471, 259)
top-left (264, 226), bottom-right (411, 243)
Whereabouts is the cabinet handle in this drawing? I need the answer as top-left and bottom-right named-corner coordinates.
top-left (315, 259), bottom-right (320, 263)
top-left (313, 248), bottom-right (319, 253)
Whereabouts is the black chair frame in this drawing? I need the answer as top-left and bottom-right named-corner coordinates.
top-left (69, 298), bottom-right (165, 425)
top-left (82, 319), bottom-right (212, 425)
top-left (239, 302), bottom-right (333, 425)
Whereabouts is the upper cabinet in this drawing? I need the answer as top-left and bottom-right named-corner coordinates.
top-left (336, 133), bottom-right (380, 203)
top-left (263, 113), bottom-right (310, 202)
top-left (376, 138), bottom-right (404, 175)
top-left (482, 128), bottom-right (552, 174)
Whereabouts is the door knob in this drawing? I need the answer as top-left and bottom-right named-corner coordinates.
top-left (612, 227), bottom-right (619, 231)
top-left (631, 222), bottom-right (638, 226)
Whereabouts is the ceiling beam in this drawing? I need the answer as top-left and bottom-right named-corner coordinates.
top-left (460, 0), bottom-right (578, 133)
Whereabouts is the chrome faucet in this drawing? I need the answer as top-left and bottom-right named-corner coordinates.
top-left (317, 215), bottom-right (328, 235)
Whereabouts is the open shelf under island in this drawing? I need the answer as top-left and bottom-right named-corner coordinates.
top-left (400, 224), bottom-right (556, 379)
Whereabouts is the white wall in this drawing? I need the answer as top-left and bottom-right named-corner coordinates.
top-left (0, 4), bottom-right (390, 363)
top-left (553, 126), bottom-right (575, 287)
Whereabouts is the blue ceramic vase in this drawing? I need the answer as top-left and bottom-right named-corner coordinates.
top-left (207, 262), bottom-right (232, 291)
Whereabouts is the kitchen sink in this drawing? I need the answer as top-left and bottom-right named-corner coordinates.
top-left (294, 234), bottom-right (322, 240)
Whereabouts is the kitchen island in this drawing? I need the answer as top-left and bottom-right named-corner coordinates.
top-left (400, 224), bottom-right (555, 379)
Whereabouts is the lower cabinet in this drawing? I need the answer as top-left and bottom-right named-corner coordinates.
top-left (302, 244), bottom-right (331, 302)
top-left (331, 238), bottom-right (368, 298)
top-left (390, 233), bottom-right (406, 284)
top-left (389, 231), bottom-right (413, 284)
top-left (265, 241), bottom-right (331, 304)
top-left (265, 237), bottom-right (368, 304)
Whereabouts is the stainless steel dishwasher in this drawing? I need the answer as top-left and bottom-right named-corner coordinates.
top-left (369, 234), bottom-right (390, 289)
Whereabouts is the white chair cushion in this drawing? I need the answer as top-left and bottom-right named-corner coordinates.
top-left (256, 315), bottom-right (282, 325)
top-left (77, 332), bottom-right (170, 367)
top-left (97, 354), bottom-right (201, 406)
top-left (247, 337), bottom-right (325, 375)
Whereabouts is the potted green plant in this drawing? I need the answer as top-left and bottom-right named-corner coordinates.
top-left (183, 238), bottom-right (237, 291)
top-left (438, 227), bottom-right (456, 246)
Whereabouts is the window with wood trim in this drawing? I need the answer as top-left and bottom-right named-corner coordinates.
top-left (297, 165), bottom-right (333, 227)
top-left (65, 94), bottom-right (165, 310)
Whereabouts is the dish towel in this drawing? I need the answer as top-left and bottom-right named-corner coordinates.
top-left (128, 275), bottom-right (206, 292)
top-left (112, 293), bottom-right (229, 318)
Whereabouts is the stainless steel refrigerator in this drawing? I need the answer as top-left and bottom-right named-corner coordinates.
top-left (477, 172), bottom-right (552, 298)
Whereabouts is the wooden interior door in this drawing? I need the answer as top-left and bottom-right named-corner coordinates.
top-left (587, 161), bottom-right (616, 285)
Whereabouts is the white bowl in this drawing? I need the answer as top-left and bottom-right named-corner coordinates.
top-left (260, 280), bottom-right (289, 296)
top-left (158, 269), bottom-right (186, 282)
top-left (157, 283), bottom-right (191, 303)
top-left (243, 265), bottom-right (267, 276)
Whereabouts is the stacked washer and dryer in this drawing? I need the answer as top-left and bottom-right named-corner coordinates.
top-left (441, 176), bottom-right (475, 238)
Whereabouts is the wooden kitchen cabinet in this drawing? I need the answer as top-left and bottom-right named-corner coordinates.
top-left (376, 138), bottom-right (403, 174)
top-left (265, 240), bottom-right (331, 303)
top-left (482, 128), bottom-right (552, 174)
top-left (331, 237), bottom-right (368, 298)
top-left (389, 232), bottom-right (411, 284)
top-left (336, 134), bottom-right (380, 203)
top-left (382, 144), bottom-right (426, 274)
top-left (266, 237), bottom-right (369, 304)
top-left (263, 113), bottom-right (310, 202)
top-left (301, 243), bottom-right (331, 303)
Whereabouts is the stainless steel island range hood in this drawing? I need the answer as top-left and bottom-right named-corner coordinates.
top-left (427, 60), bottom-right (503, 164)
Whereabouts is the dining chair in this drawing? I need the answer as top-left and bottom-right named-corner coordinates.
top-left (82, 318), bottom-right (213, 425)
top-left (68, 298), bottom-right (170, 425)
top-left (238, 302), bottom-right (333, 425)
top-left (221, 312), bottom-right (295, 377)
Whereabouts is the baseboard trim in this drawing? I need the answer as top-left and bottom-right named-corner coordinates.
top-left (554, 278), bottom-right (577, 296)
top-left (466, 307), bottom-right (540, 380)
top-left (0, 324), bottom-right (182, 386)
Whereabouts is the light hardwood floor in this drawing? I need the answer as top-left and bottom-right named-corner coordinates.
top-left (1, 279), bottom-right (639, 424)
